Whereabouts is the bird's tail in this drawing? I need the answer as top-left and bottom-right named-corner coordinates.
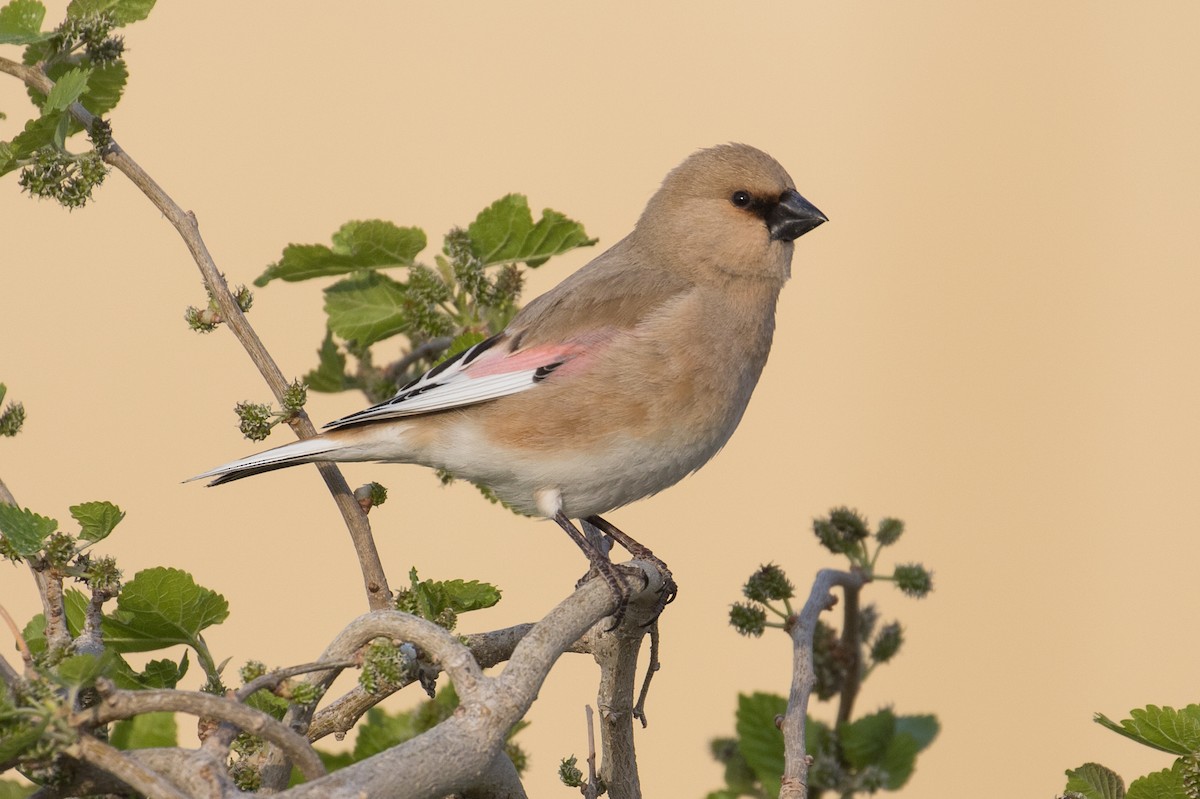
top-left (186, 435), bottom-right (348, 486)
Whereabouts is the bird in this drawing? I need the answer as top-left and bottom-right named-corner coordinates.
top-left (192, 143), bottom-right (826, 621)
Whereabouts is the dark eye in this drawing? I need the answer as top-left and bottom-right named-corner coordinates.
top-left (730, 190), bottom-right (752, 208)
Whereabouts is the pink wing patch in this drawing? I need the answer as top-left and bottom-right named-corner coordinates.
top-left (324, 328), bottom-right (615, 429)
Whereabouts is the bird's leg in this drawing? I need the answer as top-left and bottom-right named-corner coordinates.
top-left (553, 511), bottom-right (629, 629)
top-left (584, 515), bottom-right (678, 620)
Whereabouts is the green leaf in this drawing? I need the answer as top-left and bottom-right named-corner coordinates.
top-left (133, 654), bottom-right (188, 689)
top-left (353, 706), bottom-right (421, 761)
top-left (0, 719), bottom-right (46, 764)
top-left (0, 778), bottom-right (38, 798)
top-left (1065, 762), bottom-right (1127, 799)
top-left (0, 503), bottom-right (58, 557)
top-left (0, 0), bottom-right (49, 44)
top-left (304, 329), bottom-right (355, 393)
top-left (1096, 706), bottom-right (1200, 756)
top-left (895, 713), bottom-right (940, 751)
top-left (245, 688), bottom-right (290, 720)
top-left (467, 194), bottom-right (596, 268)
top-left (110, 712), bottom-right (177, 749)
top-left (7, 111), bottom-right (63, 160)
top-left (67, 0), bottom-right (155, 25)
top-left (255, 220), bottom-right (427, 286)
top-left (0, 384), bottom-right (5, 405)
top-left (880, 729), bottom-right (921, 789)
top-left (734, 692), bottom-right (786, 798)
top-left (840, 707), bottom-right (896, 769)
top-left (70, 500), bottom-right (125, 543)
top-left (54, 652), bottom-right (114, 686)
top-left (78, 58), bottom-right (127, 118)
top-left (324, 271), bottom-right (411, 347)
top-left (1126, 766), bottom-right (1187, 799)
top-left (43, 67), bottom-right (90, 112)
top-left (102, 567), bottom-right (229, 653)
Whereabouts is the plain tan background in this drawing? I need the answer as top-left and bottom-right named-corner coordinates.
top-left (3, 2), bottom-right (1199, 796)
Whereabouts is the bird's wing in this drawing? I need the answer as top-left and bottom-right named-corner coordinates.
top-left (326, 240), bottom-right (694, 429)
top-left (323, 332), bottom-right (586, 428)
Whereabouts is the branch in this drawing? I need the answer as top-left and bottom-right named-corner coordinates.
top-left (778, 568), bottom-right (867, 799)
top-left (0, 54), bottom-right (391, 611)
top-left (462, 749), bottom-right (529, 799)
top-left (282, 563), bottom-right (659, 799)
top-left (71, 681), bottom-right (326, 781)
top-left (70, 736), bottom-right (190, 799)
top-left (36, 747), bottom-right (232, 799)
top-left (307, 623), bottom-right (554, 742)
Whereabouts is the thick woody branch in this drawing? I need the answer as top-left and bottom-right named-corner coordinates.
top-left (778, 568), bottom-right (867, 799)
top-left (280, 564), bottom-right (657, 799)
top-left (36, 747), bottom-right (230, 799)
top-left (70, 736), bottom-right (191, 799)
top-left (0, 54), bottom-right (390, 611)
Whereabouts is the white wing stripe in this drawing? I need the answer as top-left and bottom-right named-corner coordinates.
top-left (325, 369), bottom-right (539, 427)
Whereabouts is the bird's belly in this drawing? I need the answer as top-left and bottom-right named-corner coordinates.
top-left (429, 421), bottom-right (730, 519)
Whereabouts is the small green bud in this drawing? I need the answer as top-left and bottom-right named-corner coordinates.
top-left (893, 563), bottom-right (933, 598)
top-left (813, 519), bottom-right (853, 555)
top-left (184, 305), bottom-right (219, 332)
top-left (0, 401), bottom-right (25, 436)
top-left (875, 517), bottom-right (904, 546)
top-left (354, 482), bottom-right (388, 512)
top-left (728, 603), bottom-right (767, 637)
top-left (84, 555), bottom-right (121, 593)
top-left (234, 401), bottom-right (275, 441)
top-left (230, 732), bottom-right (263, 758)
top-left (828, 506), bottom-right (870, 541)
top-left (287, 681), bottom-right (323, 708)
top-left (233, 285), bottom-right (254, 313)
top-left (743, 563), bottom-right (794, 603)
top-left (19, 148), bottom-right (108, 209)
top-left (88, 118), bottom-right (113, 153)
top-left (870, 621), bottom-right (903, 663)
top-left (86, 34), bottom-right (124, 64)
top-left (43, 532), bottom-right (76, 568)
top-left (558, 755), bottom-right (584, 788)
top-left (281, 380), bottom-right (308, 415)
top-left (228, 759), bottom-right (261, 791)
top-left (434, 607), bottom-right (458, 632)
top-left (240, 661), bottom-right (267, 683)
top-left (360, 638), bottom-right (410, 694)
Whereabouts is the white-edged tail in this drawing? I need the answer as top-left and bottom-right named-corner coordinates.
top-left (187, 435), bottom-right (345, 486)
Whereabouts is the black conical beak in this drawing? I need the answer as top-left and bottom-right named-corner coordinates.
top-left (767, 189), bottom-right (828, 242)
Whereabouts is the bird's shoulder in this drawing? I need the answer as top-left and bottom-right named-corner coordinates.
top-left (509, 235), bottom-right (695, 347)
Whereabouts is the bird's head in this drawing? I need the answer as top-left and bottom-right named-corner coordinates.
top-left (636, 143), bottom-right (826, 282)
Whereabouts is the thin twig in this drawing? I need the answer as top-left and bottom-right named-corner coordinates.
top-left (585, 704), bottom-right (600, 799)
top-left (0, 603), bottom-right (34, 671)
top-left (235, 659), bottom-right (359, 703)
top-left (632, 621), bottom-right (660, 728)
top-left (72, 682), bottom-right (326, 781)
top-left (778, 568), bottom-right (867, 799)
top-left (0, 54), bottom-right (392, 611)
top-left (835, 578), bottom-right (863, 725)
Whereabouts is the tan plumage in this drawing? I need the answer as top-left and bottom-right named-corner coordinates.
top-left (193, 144), bottom-right (825, 568)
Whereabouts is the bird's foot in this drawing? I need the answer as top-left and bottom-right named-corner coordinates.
top-left (584, 514), bottom-right (677, 624)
